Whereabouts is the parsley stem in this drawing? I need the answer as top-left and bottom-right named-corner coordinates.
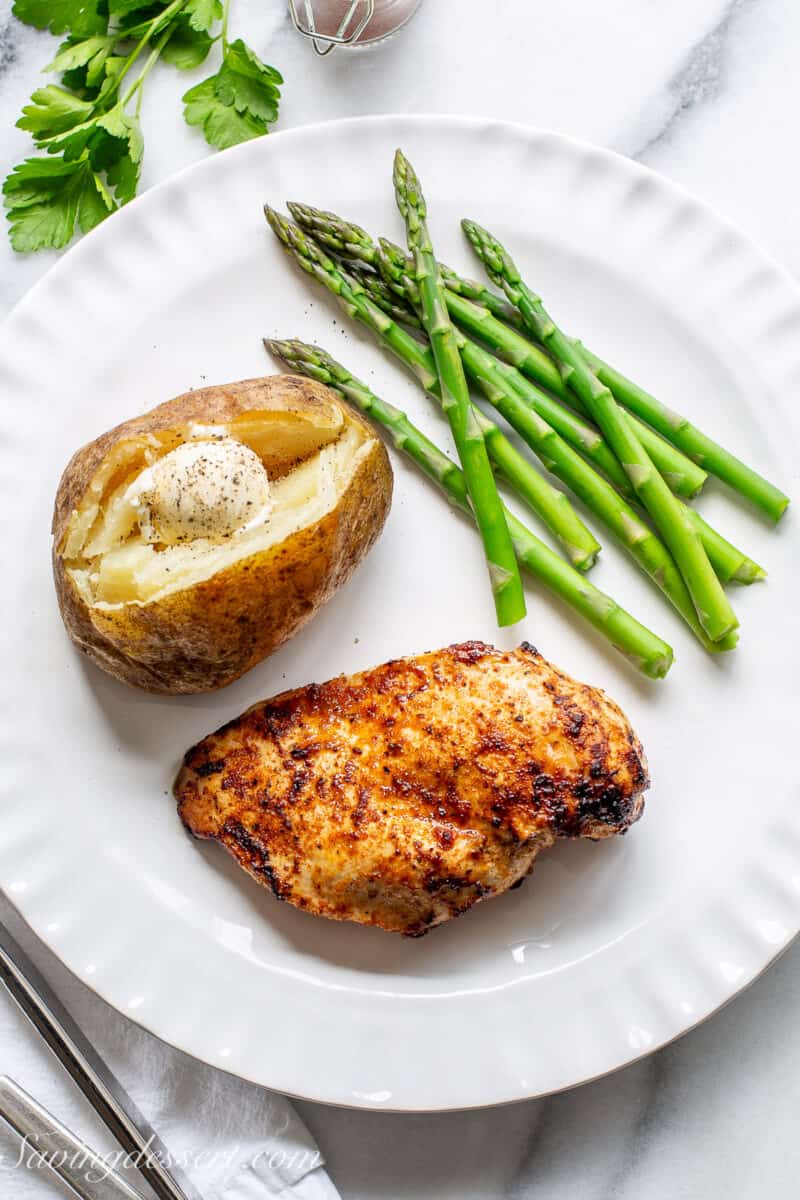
top-left (114, 0), bottom-right (186, 94)
top-left (120, 24), bottom-right (178, 109)
top-left (113, 29), bottom-right (157, 94)
top-left (221, 0), bottom-right (232, 51)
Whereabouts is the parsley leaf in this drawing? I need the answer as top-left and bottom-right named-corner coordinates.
top-left (160, 18), bottom-right (214, 70)
top-left (184, 0), bottom-right (223, 33)
top-left (6, 0), bottom-right (285, 252)
top-left (3, 156), bottom-right (115, 251)
top-left (46, 33), bottom-right (117, 87)
top-left (93, 106), bottom-right (144, 180)
top-left (183, 76), bottom-right (265, 149)
top-left (108, 0), bottom-right (165, 18)
top-left (214, 39), bottom-right (281, 123)
top-left (182, 39), bottom-right (282, 149)
top-left (12, 0), bottom-right (107, 37)
top-left (106, 150), bottom-right (140, 205)
top-left (35, 115), bottom-right (100, 161)
top-left (26, 97), bottom-right (143, 210)
top-left (17, 86), bottom-right (95, 139)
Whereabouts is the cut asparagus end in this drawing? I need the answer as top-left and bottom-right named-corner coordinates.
top-left (566, 543), bottom-right (601, 572)
top-left (732, 560), bottom-right (767, 584)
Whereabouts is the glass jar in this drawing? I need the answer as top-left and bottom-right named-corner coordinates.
top-left (288, 0), bottom-right (423, 53)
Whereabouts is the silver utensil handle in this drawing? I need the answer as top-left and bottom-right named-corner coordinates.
top-left (0, 923), bottom-right (203, 1200)
top-left (0, 1076), bottom-right (146, 1200)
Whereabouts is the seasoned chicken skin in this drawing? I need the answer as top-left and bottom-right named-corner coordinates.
top-left (175, 642), bottom-right (648, 935)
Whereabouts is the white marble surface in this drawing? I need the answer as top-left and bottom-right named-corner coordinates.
top-left (2, 0), bottom-right (800, 1196)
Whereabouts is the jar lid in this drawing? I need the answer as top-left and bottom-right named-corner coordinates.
top-left (288, 0), bottom-right (421, 54)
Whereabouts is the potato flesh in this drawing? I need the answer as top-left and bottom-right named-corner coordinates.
top-left (65, 422), bottom-right (368, 609)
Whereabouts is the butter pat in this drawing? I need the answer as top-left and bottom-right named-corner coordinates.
top-left (128, 438), bottom-right (273, 545)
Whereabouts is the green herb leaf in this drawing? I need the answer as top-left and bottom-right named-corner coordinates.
top-left (33, 101), bottom-right (144, 180)
top-left (94, 106), bottom-right (144, 168)
top-left (160, 18), bottom-right (214, 70)
top-left (98, 55), bottom-right (129, 96)
top-left (8, 0), bottom-right (281, 251)
top-left (111, 3), bottom-right (172, 37)
top-left (213, 39), bottom-right (282, 123)
top-left (17, 86), bottom-right (95, 140)
top-left (182, 39), bottom-right (282, 150)
top-left (3, 156), bottom-right (115, 251)
top-left (184, 0), bottom-right (223, 34)
top-left (91, 107), bottom-right (143, 203)
top-left (77, 170), bottom-right (115, 233)
top-left (37, 115), bottom-right (100, 161)
top-left (12, 0), bottom-right (107, 37)
top-left (106, 151), bottom-right (140, 205)
top-left (108, 0), bottom-right (165, 17)
top-left (183, 76), bottom-right (266, 149)
top-left (45, 34), bottom-right (115, 77)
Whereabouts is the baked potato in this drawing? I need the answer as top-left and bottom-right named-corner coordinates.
top-left (52, 375), bottom-right (393, 693)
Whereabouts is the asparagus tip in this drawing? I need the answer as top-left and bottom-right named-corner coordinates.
top-left (264, 335), bottom-right (302, 361)
top-left (393, 149), bottom-right (423, 217)
top-left (264, 205), bottom-right (288, 240)
top-left (461, 217), bottom-right (485, 245)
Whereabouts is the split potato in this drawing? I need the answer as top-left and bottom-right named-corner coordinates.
top-left (52, 375), bottom-right (393, 693)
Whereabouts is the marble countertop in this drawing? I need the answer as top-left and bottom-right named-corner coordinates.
top-left (2, 1), bottom-right (799, 1196)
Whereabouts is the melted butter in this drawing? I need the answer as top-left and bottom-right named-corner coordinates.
top-left (125, 437), bottom-right (273, 546)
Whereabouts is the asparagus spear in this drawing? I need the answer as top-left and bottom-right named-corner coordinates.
top-left (577, 348), bottom-right (790, 522)
top-left (426, 267), bottom-right (790, 521)
top-left (391, 157), bottom-right (524, 627)
top-left (287, 202), bottom-right (378, 265)
top-left (391, 238), bottom-right (788, 522)
top-left (458, 333), bottom-right (734, 646)
top-left (290, 202), bottom-right (787, 522)
top-left (378, 239), bottom-right (708, 501)
top-left (266, 207), bottom-right (598, 571)
top-left (469, 408), bottom-right (601, 571)
top-left (447, 290), bottom-right (708, 497)
top-left (287, 201), bottom-right (520, 327)
top-left (265, 338), bottom-right (673, 679)
top-left (266, 207), bottom-right (437, 390)
top-left (364, 242), bottom-right (763, 589)
top-left (463, 219), bottom-right (740, 643)
top-left (349, 264), bottom-right (423, 329)
top-left (433, 264), bottom-right (524, 327)
top-left (459, 220), bottom-right (788, 524)
top-left (265, 206), bottom-right (738, 649)
top-left (285, 203), bottom-right (709, 501)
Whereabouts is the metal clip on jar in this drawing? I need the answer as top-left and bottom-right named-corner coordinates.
top-left (288, 0), bottom-right (423, 55)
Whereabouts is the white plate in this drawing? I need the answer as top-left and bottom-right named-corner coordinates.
top-left (1, 116), bottom-right (798, 1112)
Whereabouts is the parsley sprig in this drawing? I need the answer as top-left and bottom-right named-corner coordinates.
top-left (4, 0), bottom-right (283, 252)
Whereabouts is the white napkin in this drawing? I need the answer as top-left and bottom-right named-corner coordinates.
top-left (0, 898), bottom-right (340, 1200)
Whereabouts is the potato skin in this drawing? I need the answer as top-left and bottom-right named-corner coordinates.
top-left (52, 376), bottom-right (393, 694)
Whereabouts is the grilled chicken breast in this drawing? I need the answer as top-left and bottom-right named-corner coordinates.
top-left (175, 641), bottom-right (648, 935)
